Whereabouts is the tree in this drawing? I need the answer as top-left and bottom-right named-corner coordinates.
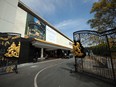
top-left (88, 0), bottom-right (116, 32)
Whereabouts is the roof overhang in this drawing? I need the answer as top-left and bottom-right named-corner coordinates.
top-left (32, 39), bottom-right (72, 50)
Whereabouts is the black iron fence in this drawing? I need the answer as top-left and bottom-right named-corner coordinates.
top-left (73, 28), bottom-right (116, 83)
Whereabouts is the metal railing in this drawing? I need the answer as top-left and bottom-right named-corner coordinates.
top-left (73, 28), bottom-right (116, 83)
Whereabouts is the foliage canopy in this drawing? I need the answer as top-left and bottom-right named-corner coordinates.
top-left (88, 0), bottom-right (116, 32)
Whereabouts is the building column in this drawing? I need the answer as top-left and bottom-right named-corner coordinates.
top-left (41, 48), bottom-right (44, 58)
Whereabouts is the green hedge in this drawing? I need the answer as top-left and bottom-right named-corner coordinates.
top-left (90, 43), bottom-right (110, 57)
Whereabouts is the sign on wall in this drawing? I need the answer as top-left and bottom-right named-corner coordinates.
top-left (46, 26), bottom-right (57, 43)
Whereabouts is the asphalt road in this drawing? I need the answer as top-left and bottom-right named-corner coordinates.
top-left (0, 58), bottom-right (115, 87)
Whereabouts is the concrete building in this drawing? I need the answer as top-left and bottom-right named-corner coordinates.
top-left (0, 0), bottom-right (72, 63)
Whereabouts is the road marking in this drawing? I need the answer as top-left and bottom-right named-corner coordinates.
top-left (30, 65), bottom-right (37, 68)
top-left (39, 59), bottom-right (61, 64)
top-left (18, 63), bottom-right (34, 68)
top-left (18, 59), bottom-right (61, 68)
top-left (34, 67), bottom-right (47, 87)
top-left (34, 61), bottom-right (65, 87)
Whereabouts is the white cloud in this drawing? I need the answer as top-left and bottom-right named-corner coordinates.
top-left (21, 0), bottom-right (73, 15)
top-left (54, 18), bottom-right (91, 40)
top-left (21, 0), bottom-right (56, 15)
top-left (55, 18), bottom-right (91, 31)
top-left (83, 0), bottom-right (99, 3)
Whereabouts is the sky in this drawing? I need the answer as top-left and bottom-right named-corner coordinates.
top-left (21, 0), bottom-right (98, 40)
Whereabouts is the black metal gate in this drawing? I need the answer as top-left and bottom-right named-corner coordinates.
top-left (0, 32), bottom-right (21, 74)
top-left (73, 28), bottom-right (116, 83)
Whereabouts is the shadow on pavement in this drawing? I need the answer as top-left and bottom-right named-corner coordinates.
top-left (60, 62), bottom-right (115, 87)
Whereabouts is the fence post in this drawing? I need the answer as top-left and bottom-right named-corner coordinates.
top-left (105, 35), bottom-right (115, 82)
top-left (74, 57), bottom-right (77, 72)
